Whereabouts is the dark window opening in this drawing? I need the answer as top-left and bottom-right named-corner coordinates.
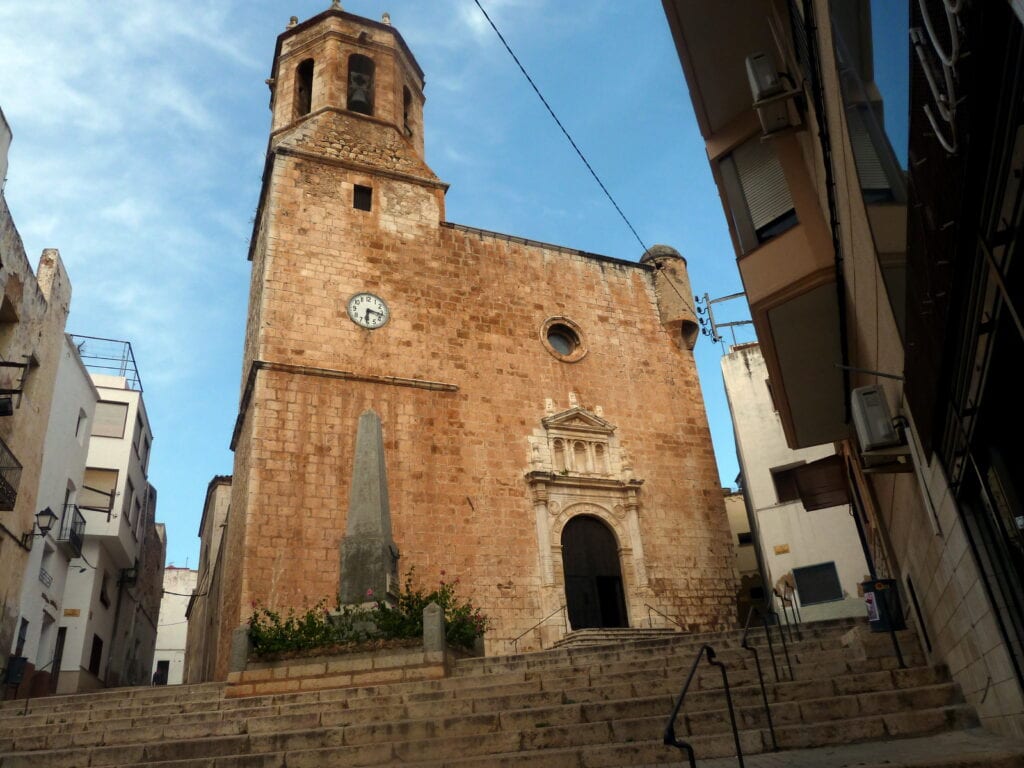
top-left (403, 86), bottom-right (413, 136)
top-left (353, 185), bottom-right (373, 211)
top-left (792, 561), bottom-right (844, 605)
top-left (347, 54), bottom-right (375, 115)
top-left (295, 58), bottom-right (314, 118)
top-left (99, 573), bottom-right (111, 608)
top-left (770, 462), bottom-right (805, 503)
top-left (88, 635), bottom-right (103, 677)
top-left (737, 531), bottom-right (754, 546)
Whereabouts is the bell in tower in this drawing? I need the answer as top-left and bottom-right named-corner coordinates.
top-left (347, 55), bottom-right (375, 115)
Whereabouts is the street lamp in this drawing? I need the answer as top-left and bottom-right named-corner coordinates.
top-left (21, 507), bottom-right (59, 547)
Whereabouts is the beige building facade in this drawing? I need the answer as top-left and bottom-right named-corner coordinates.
top-left (0, 107), bottom-right (73, 680)
top-left (184, 475), bottom-right (230, 685)
top-left (210, 8), bottom-right (737, 680)
top-left (664, 0), bottom-right (1024, 736)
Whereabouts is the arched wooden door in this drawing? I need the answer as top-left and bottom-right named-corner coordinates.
top-left (561, 515), bottom-right (628, 629)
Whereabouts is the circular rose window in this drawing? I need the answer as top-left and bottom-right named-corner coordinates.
top-left (542, 317), bottom-right (587, 363)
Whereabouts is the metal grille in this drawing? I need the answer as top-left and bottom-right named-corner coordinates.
top-left (0, 437), bottom-right (21, 511)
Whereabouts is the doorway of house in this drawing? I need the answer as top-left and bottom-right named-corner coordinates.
top-left (50, 627), bottom-right (66, 693)
top-left (561, 515), bottom-right (628, 629)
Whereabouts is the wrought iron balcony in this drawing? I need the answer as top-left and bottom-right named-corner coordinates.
top-left (55, 504), bottom-right (86, 558)
top-left (38, 565), bottom-right (53, 588)
top-left (0, 437), bottom-right (21, 511)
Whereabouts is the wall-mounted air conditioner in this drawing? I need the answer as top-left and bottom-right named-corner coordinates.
top-left (746, 53), bottom-right (791, 134)
top-left (851, 386), bottom-right (901, 451)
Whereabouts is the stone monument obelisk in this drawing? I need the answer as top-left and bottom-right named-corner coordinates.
top-left (339, 409), bottom-right (400, 604)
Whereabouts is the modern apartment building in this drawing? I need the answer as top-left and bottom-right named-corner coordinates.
top-left (56, 337), bottom-right (164, 692)
top-left (8, 335), bottom-right (97, 695)
top-left (663, 0), bottom-right (1024, 735)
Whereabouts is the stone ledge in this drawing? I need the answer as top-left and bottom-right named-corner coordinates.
top-left (224, 645), bottom-right (460, 699)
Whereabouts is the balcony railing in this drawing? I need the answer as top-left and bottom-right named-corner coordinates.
top-left (55, 504), bottom-right (86, 558)
top-left (38, 566), bottom-right (53, 588)
top-left (0, 437), bottom-right (21, 511)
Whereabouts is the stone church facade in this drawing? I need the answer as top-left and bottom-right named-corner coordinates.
top-left (214, 6), bottom-right (736, 678)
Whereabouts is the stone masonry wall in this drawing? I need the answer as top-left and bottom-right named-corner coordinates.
top-left (222, 141), bottom-right (735, 665)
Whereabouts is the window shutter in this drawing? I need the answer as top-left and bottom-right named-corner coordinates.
top-left (847, 106), bottom-right (890, 192)
top-left (793, 454), bottom-right (850, 511)
top-left (732, 138), bottom-right (796, 231)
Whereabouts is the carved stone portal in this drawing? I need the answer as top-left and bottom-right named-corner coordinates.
top-left (525, 407), bottom-right (647, 636)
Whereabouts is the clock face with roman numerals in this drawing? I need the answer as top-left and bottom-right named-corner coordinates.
top-left (347, 292), bottom-right (389, 329)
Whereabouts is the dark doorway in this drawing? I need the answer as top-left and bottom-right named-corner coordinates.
top-left (50, 627), bottom-right (66, 693)
top-left (561, 515), bottom-right (628, 629)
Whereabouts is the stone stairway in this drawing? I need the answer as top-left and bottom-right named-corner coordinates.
top-left (0, 618), bottom-right (1022, 767)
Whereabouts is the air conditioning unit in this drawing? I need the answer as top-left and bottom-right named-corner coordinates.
top-left (851, 386), bottom-right (901, 451)
top-left (746, 53), bottom-right (790, 134)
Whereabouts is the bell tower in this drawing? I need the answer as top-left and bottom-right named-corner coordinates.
top-left (267, 5), bottom-right (427, 159)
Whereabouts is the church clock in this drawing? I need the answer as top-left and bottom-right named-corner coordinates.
top-left (347, 292), bottom-right (390, 329)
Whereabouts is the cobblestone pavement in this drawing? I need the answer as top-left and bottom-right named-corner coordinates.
top-left (638, 728), bottom-right (1024, 767)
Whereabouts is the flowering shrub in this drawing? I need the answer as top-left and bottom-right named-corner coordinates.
top-left (375, 568), bottom-right (490, 649)
top-left (246, 569), bottom-right (489, 658)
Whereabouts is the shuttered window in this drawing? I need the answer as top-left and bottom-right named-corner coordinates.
top-left (847, 105), bottom-right (891, 197)
top-left (732, 138), bottom-right (797, 238)
top-left (80, 468), bottom-right (118, 512)
top-left (92, 401), bottom-right (128, 438)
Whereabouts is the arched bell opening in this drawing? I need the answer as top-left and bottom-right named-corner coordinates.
top-left (347, 54), bottom-right (375, 115)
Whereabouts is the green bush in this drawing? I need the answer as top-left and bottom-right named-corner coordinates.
top-left (247, 568), bottom-right (489, 658)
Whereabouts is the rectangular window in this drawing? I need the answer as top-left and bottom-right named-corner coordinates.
top-left (792, 561), bottom-right (844, 605)
top-left (80, 468), bottom-right (118, 512)
top-left (353, 185), bottom-right (373, 211)
top-left (75, 408), bottom-right (88, 439)
top-left (770, 462), bottom-right (805, 504)
top-left (720, 137), bottom-right (798, 253)
top-left (131, 416), bottom-right (142, 457)
top-left (737, 531), bottom-right (754, 546)
top-left (99, 574), bottom-right (111, 608)
top-left (92, 401), bottom-right (128, 438)
top-left (125, 478), bottom-right (136, 524)
top-left (0, 436), bottom-right (22, 512)
top-left (88, 634), bottom-right (103, 676)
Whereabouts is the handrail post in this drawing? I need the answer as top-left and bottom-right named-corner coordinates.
top-left (664, 645), bottom-right (745, 767)
top-left (760, 610), bottom-right (781, 683)
top-left (741, 606), bottom-right (778, 752)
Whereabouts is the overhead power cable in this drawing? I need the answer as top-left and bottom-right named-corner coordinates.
top-left (472, 0), bottom-right (649, 255)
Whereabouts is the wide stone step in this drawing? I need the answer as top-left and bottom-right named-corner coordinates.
top-left (0, 665), bottom-right (971, 766)
top-left (0, 632), bottom-right (916, 739)
top-left (0, 649), bottom-right (937, 752)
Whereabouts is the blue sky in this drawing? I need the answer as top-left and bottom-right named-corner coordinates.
top-left (0, 0), bottom-right (753, 568)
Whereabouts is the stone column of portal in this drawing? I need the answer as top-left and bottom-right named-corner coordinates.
top-left (339, 410), bottom-right (400, 604)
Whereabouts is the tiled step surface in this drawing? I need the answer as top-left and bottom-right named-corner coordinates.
top-left (0, 620), bottom-right (1021, 767)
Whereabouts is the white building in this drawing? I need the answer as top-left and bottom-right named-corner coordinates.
top-left (723, 343), bottom-right (869, 622)
top-left (56, 336), bottom-right (164, 692)
top-left (152, 567), bottom-right (196, 685)
top-left (9, 335), bottom-right (98, 694)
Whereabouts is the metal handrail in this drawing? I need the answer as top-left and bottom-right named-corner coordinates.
top-left (511, 604), bottom-right (566, 652)
top-left (773, 587), bottom-right (803, 642)
top-left (644, 602), bottom-right (686, 631)
top-left (740, 605), bottom-right (780, 752)
top-left (663, 644), bottom-right (744, 767)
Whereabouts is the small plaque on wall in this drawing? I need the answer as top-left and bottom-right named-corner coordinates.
top-left (63, 608), bottom-right (80, 617)
top-left (773, 544), bottom-right (790, 555)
